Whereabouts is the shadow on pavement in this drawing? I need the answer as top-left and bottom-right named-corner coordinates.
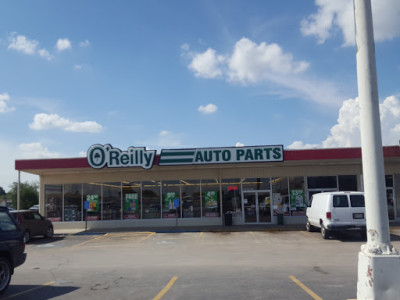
top-left (26, 236), bottom-right (65, 245)
top-left (4, 284), bottom-right (79, 300)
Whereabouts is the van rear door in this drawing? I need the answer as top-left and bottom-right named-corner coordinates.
top-left (331, 195), bottom-right (351, 224)
top-left (349, 194), bottom-right (365, 225)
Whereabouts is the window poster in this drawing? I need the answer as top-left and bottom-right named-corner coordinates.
top-left (165, 192), bottom-right (178, 210)
top-left (125, 193), bottom-right (138, 212)
top-left (86, 194), bottom-right (99, 212)
top-left (290, 190), bottom-right (305, 210)
top-left (204, 191), bottom-right (218, 209)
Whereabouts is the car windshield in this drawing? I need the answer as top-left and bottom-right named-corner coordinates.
top-left (0, 211), bottom-right (17, 231)
top-left (350, 195), bottom-right (365, 207)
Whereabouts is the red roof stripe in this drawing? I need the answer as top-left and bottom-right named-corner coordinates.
top-left (15, 146), bottom-right (400, 171)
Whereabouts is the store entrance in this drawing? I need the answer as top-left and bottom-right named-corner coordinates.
top-left (243, 191), bottom-right (272, 223)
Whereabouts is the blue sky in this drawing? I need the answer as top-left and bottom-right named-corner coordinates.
top-left (1, 0), bottom-right (400, 191)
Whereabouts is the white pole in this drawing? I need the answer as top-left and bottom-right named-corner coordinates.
top-left (354, 0), bottom-right (400, 298)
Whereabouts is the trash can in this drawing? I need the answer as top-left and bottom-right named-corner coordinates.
top-left (224, 213), bottom-right (232, 226)
top-left (277, 213), bottom-right (284, 225)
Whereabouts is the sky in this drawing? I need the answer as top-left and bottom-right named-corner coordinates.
top-left (1, 0), bottom-right (400, 191)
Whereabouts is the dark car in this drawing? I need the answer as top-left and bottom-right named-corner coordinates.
top-left (10, 210), bottom-right (54, 243)
top-left (0, 207), bottom-right (27, 294)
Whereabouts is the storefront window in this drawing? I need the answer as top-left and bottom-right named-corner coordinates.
top-left (142, 181), bottom-right (161, 219)
top-left (338, 175), bottom-right (358, 191)
top-left (103, 182), bottom-right (121, 220)
top-left (181, 180), bottom-right (201, 218)
top-left (289, 177), bottom-right (306, 216)
top-left (221, 179), bottom-right (241, 216)
top-left (162, 181), bottom-right (180, 219)
top-left (45, 185), bottom-right (62, 222)
top-left (202, 179), bottom-right (220, 217)
top-left (271, 177), bottom-right (289, 216)
top-left (307, 176), bottom-right (337, 189)
top-left (83, 183), bottom-right (102, 221)
top-left (241, 178), bottom-right (270, 191)
top-left (386, 175), bottom-right (394, 220)
top-left (64, 184), bottom-right (82, 221)
top-left (122, 182), bottom-right (141, 219)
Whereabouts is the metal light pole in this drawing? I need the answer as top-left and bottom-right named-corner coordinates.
top-left (354, 0), bottom-right (400, 298)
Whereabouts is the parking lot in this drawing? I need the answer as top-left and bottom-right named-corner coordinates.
top-left (3, 228), bottom-right (400, 300)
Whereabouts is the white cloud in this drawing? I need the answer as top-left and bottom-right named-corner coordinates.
top-left (38, 48), bottom-right (53, 61)
top-left (8, 33), bottom-right (52, 60)
top-left (74, 64), bottom-right (89, 70)
top-left (287, 141), bottom-right (320, 150)
top-left (198, 103), bottom-right (218, 114)
top-left (157, 130), bottom-right (184, 148)
top-left (181, 43), bottom-right (190, 51)
top-left (29, 113), bottom-right (103, 133)
top-left (228, 38), bottom-right (309, 83)
top-left (0, 141), bottom-right (42, 190)
top-left (8, 34), bottom-right (38, 54)
top-left (56, 38), bottom-right (72, 51)
top-left (288, 95), bottom-right (400, 149)
top-left (301, 0), bottom-right (400, 46)
top-left (189, 48), bottom-right (226, 78)
top-left (235, 142), bottom-right (245, 147)
top-left (17, 142), bottom-right (59, 159)
top-left (186, 38), bottom-right (342, 107)
top-left (138, 130), bottom-right (186, 150)
top-left (79, 39), bottom-right (90, 47)
top-left (0, 93), bottom-right (15, 113)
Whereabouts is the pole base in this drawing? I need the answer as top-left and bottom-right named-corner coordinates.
top-left (357, 244), bottom-right (400, 299)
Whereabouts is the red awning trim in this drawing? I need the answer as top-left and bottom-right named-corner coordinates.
top-left (15, 146), bottom-right (400, 171)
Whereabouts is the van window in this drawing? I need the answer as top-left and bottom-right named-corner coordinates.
top-left (333, 195), bottom-right (349, 207)
top-left (350, 195), bottom-right (365, 207)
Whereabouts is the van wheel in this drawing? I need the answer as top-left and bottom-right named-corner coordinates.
top-left (306, 221), bottom-right (315, 232)
top-left (321, 225), bottom-right (330, 239)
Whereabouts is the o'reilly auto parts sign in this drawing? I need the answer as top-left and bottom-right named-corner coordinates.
top-left (87, 144), bottom-right (283, 169)
top-left (159, 145), bottom-right (283, 166)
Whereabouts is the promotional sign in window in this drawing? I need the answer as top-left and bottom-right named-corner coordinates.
top-left (125, 193), bottom-right (138, 212)
top-left (204, 191), bottom-right (218, 209)
top-left (86, 195), bottom-right (99, 212)
top-left (165, 192), bottom-right (178, 210)
top-left (290, 190), bottom-right (305, 210)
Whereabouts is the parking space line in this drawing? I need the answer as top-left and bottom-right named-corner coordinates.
top-left (289, 276), bottom-right (323, 300)
top-left (153, 276), bottom-right (178, 300)
top-left (137, 231), bottom-right (155, 242)
top-left (4, 281), bottom-right (55, 299)
top-left (72, 234), bottom-right (108, 247)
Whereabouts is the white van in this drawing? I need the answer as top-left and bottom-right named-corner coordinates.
top-left (306, 191), bottom-right (366, 239)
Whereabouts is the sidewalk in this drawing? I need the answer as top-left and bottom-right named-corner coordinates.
top-left (54, 223), bottom-right (305, 235)
top-left (54, 221), bottom-right (400, 236)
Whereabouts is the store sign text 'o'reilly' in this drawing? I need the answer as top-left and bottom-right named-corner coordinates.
top-left (88, 144), bottom-right (156, 169)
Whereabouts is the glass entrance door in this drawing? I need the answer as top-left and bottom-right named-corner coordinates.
top-left (243, 191), bottom-right (271, 223)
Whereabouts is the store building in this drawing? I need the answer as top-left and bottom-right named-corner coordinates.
top-left (15, 144), bottom-right (400, 231)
